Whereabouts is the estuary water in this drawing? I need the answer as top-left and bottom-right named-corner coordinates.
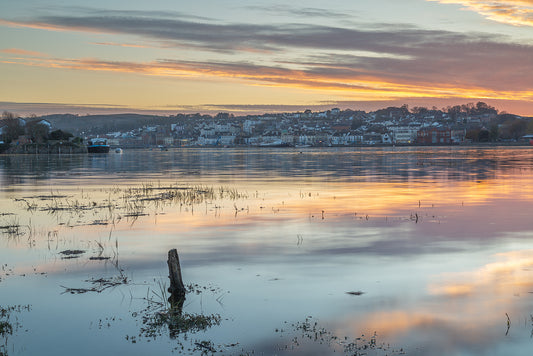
top-left (2, 147), bottom-right (533, 355)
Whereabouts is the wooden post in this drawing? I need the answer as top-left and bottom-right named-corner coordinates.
top-left (167, 249), bottom-right (186, 306)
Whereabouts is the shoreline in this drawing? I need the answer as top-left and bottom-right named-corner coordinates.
top-left (0, 141), bottom-right (530, 154)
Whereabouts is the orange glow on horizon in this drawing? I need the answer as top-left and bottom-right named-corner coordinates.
top-left (2, 54), bottom-right (533, 105)
top-left (2, 16), bottom-right (533, 114)
top-left (428, 0), bottom-right (533, 27)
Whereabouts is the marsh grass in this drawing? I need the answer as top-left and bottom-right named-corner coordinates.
top-left (0, 321), bottom-right (12, 337)
top-left (61, 237), bottom-right (128, 294)
top-left (12, 181), bottom-right (429, 238)
top-left (134, 280), bottom-right (223, 351)
top-left (346, 291), bottom-right (364, 296)
top-left (0, 265), bottom-right (13, 284)
top-left (0, 305), bottom-right (30, 356)
top-left (59, 249), bottom-right (85, 259)
top-left (141, 310), bottom-right (222, 339)
top-left (276, 317), bottom-right (405, 355)
top-left (61, 271), bottom-right (128, 294)
top-left (14, 182), bottom-right (248, 229)
top-left (0, 217), bottom-right (24, 238)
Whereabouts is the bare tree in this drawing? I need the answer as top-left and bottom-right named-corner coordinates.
top-left (26, 123), bottom-right (49, 143)
top-left (1, 112), bottom-right (25, 143)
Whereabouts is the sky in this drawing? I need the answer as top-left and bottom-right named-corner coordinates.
top-left (1, 0), bottom-right (533, 116)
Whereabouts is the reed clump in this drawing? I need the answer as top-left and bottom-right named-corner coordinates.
top-left (0, 217), bottom-right (24, 238)
top-left (0, 304), bottom-right (30, 356)
top-left (276, 316), bottom-right (405, 355)
top-left (13, 182), bottom-right (247, 227)
top-left (136, 280), bottom-right (222, 341)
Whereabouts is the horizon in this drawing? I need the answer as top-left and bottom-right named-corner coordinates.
top-left (2, 1), bottom-right (533, 116)
top-left (1, 99), bottom-right (529, 119)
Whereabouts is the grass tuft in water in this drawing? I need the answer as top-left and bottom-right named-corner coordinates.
top-left (275, 316), bottom-right (406, 355)
top-left (0, 305), bottom-right (30, 356)
top-left (136, 281), bottom-right (223, 341)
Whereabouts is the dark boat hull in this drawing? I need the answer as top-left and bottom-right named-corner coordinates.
top-left (87, 145), bottom-right (110, 153)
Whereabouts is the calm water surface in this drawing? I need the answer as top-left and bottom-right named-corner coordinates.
top-left (2, 147), bottom-right (533, 355)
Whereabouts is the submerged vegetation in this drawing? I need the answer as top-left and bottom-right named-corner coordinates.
top-left (276, 317), bottom-right (405, 355)
top-left (126, 281), bottom-right (226, 354)
top-left (10, 182), bottom-right (248, 229)
top-left (0, 305), bottom-right (30, 356)
top-left (61, 273), bottom-right (129, 294)
top-left (140, 310), bottom-right (222, 339)
top-left (0, 217), bottom-right (23, 239)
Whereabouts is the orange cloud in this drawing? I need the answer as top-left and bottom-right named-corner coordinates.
top-left (429, 0), bottom-right (533, 26)
top-left (428, 250), bottom-right (533, 298)
top-left (2, 11), bottom-right (533, 103)
top-left (3, 55), bottom-right (533, 102)
top-left (0, 48), bottom-right (48, 57)
top-left (346, 311), bottom-right (441, 338)
top-left (0, 19), bottom-right (110, 34)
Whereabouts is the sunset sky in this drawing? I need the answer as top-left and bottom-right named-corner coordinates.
top-left (1, 0), bottom-right (533, 116)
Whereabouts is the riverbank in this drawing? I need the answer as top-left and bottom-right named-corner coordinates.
top-left (0, 140), bottom-right (530, 154)
top-left (1, 142), bottom-right (87, 154)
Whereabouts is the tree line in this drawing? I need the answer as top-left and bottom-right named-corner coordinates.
top-left (1, 111), bottom-right (80, 153)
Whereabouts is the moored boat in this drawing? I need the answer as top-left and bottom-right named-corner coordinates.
top-left (87, 138), bottom-right (110, 153)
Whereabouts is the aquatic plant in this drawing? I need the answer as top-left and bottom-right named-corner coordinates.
top-left (275, 317), bottom-right (406, 355)
top-left (131, 281), bottom-right (224, 351)
top-left (61, 274), bottom-right (129, 294)
top-left (140, 310), bottom-right (222, 339)
top-left (0, 321), bottom-right (11, 337)
top-left (0, 217), bottom-right (24, 238)
top-left (13, 182), bottom-right (248, 228)
top-left (60, 243), bottom-right (128, 294)
top-left (0, 305), bottom-right (30, 356)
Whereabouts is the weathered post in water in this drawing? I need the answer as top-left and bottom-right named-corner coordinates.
top-left (167, 249), bottom-right (186, 308)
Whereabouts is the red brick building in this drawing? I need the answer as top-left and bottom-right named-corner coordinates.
top-left (417, 128), bottom-right (451, 144)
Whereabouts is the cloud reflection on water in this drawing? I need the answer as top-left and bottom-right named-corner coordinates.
top-left (3, 147), bottom-right (533, 355)
top-left (327, 249), bottom-right (533, 355)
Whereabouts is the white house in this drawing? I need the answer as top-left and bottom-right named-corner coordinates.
top-left (243, 120), bottom-right (257, 134)
top-left (389, 126), bottom-right (419, 144)
top-left (219, 135), bottom-right (236, 146)
top-left (196, 136), bottom-right (218, 146)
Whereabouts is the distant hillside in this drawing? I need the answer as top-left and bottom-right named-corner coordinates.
top-left (10, 103), bottom-right (532, 140)
top-left (41, 113), bottom-right (173, 135)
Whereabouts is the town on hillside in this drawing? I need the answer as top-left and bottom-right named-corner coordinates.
top-left (1, 102), bottom-right (533, 151)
